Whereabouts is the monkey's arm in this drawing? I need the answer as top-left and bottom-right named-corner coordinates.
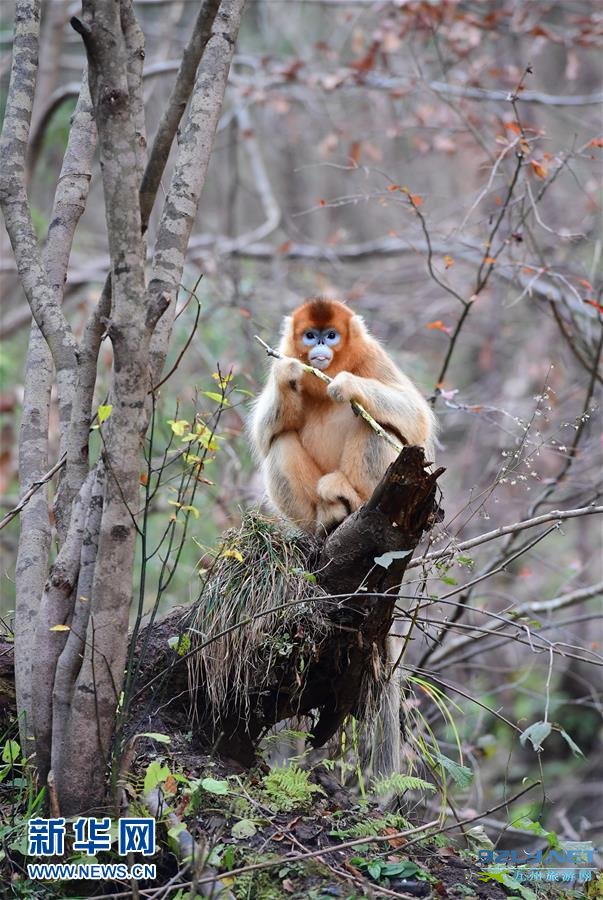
top-left (250, 358), bottom-right (307, 457)
top-left (327, 371), bottom-right (435, 449)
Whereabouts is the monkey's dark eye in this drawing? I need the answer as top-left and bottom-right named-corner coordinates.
top-left (302, 330), bottom-right (317, 345)
top-left (327, 331), bottom-right (336, 340)
top-left (325, 329), bottom-right (340, 346)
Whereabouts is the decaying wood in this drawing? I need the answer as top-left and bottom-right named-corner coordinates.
top-left (131, 446), bottom-right (444, 766)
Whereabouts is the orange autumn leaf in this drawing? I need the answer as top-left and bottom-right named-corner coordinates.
top-left (318, 198), bottom-right (327, 206)
top-left (530, 160), bottom-right (548, 178)
top-left (584, 298), bottom-right (603, 313)
top-left (589, 137), bottom-right (603, 148)
top-left (387, 184), bottom-right (401, 192)
top-left (504, 120), bottom-right (521, 135)
top-left (139, 472), bottom-right (149, 486)
top-left (578, 278), bottom-right (593, 291)
top-left (409, 193), bottom-right (423, 206)
top-left (383, 826), bottom-right (407, 849)
top-left (519, 138), bottom-right (531, 156)
top-left (427, 320), bottom-right (449, 333)
top-left (484, 256), bottom-right (496, 265)
top-left (163, 774), bottom-right (178, 795)
top-left (349, 140), bottom-right (362, 165)
top-left (443, 254), bottom-right (454, 269)
top-left (276, 240), bottom-right (293, 254)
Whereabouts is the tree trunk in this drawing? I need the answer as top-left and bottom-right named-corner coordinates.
top-left (131, 446), bottom-right (444, 766)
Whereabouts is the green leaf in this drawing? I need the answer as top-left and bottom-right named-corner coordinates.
top-left (167, 823), bottom-right (186, 854)
top-left (367, 861), bottom-right (382, 880)
top-left (439, 574), bottom-right (458, 585)
top-left (167, 419), bottom-right (190, 436)
top-left (138, 733), bottom-right (171, 745)
top-left (168, 633), bottom-right (191, 656)
top-left (558, 728), bottom-right (583, 757)
top-left (202, 390), bottom-right (230, 405)
top-left (222, 845), bottom-right (236, 870)
top-left (200, 777), bottom-right (229, 795)
top-left (231, 818), bottom-right (257, 839)
top-left (432, 751), bottom-right (473, 789)
top-left (97, 404), bottom-right (113, 424)
top-left (143, 760), bottom-right (171, 795)
top-left (381, 861), bottom-right (421, 878)
top-left (479, 869), bottom-right (538, 900)
top-left (513, 816), bottom-right (559, 849)
top-left (1, 740), bottom-right (20, 764)
top-left (519, 720), bottom-right (551, 752)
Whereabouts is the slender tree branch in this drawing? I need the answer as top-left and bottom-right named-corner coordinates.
top-left (0, 0), bottom-right (78, 425)
top-left (148, 0), bottom-right (248, 384)
top-left (408, 505), bottom-right (603, 570)
top-left (139, 0), bottom-right (222, 232)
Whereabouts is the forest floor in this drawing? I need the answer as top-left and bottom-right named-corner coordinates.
top-left (113, 737), bottom-right (597, 900)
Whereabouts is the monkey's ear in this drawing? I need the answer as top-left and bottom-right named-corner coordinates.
top-left (280, 315), bottom-right (294, 338)
top-left (350, 313), bottom-right (369, 336)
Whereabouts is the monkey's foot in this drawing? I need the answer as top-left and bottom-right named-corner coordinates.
top-left (315, 472), bottom-right (362, 533)
top-left (316, 498), bottom-right (348, 534)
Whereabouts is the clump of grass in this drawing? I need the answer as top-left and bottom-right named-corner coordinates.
top-left (186, 510), bottom-right (329, 721)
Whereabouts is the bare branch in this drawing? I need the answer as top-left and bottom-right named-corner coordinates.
top-left (139, 0), bottom-right (222, 231)
top-left (522, 580), bottom-right (603, 615)
top-left (409, 505), bottom-right (603, 571)
top-left (148, 0), bottom-right (247, 383)
top-left (0, 0), bottom-right (78, 398)
top-left (60, 0), bottom-right (151, 814)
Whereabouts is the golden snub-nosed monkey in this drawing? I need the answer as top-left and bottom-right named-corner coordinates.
top-left (251, 298), bottom-right (436, 533)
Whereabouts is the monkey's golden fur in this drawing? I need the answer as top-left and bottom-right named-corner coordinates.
top-left (251, 299), bottom-right (436, 533)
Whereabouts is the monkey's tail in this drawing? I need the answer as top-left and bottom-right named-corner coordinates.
top-left (368, 666), bottom-right (403, 780)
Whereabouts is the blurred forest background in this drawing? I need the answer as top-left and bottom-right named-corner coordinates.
top-left (1, 0), bottom-right (602, 852)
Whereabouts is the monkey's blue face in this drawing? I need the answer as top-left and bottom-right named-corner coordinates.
top-left (302, 327), bottom-right (341, 370)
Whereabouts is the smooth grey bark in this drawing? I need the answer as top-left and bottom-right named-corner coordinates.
top-left (52, 464), bottom-right (105, 802)
top-left (0, 1), bottom-right (78, 441)
top-left (4, 0), bottom-right (246, 814)
top-left (139, 0), bottom-right (222, 231)
top-left (149, 0), bottom-right (247, 382)
top-left (59, 0), bottom-right (152, 814)
top-left (13, 325), bottom-right (52, 756)
top-left (2, 2), bottom-right (96, 751)
top-left (32, 471), bottom-right (95, 780)
top-left (26, 0), bottom-right (69, 178)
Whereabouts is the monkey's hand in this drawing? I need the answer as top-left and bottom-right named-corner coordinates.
top-left (274, 357), bottom-right (305, 391)
top-left (327, 372), bottom-right (361, 404)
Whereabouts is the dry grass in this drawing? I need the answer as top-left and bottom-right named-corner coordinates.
top-left (185, 510), bottom-right (330, 722)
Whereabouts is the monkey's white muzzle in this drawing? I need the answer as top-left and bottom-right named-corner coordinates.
top-left (309, 347), bottom-right (333, 370)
